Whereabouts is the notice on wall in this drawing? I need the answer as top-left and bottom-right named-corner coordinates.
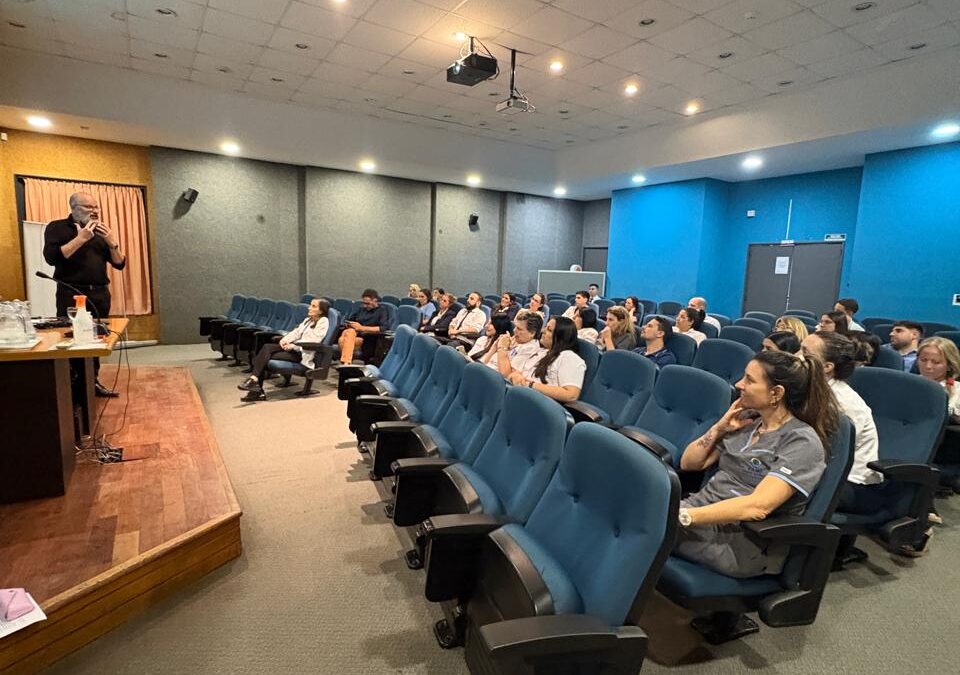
top-left (774, 256), bottom-right (790, 275)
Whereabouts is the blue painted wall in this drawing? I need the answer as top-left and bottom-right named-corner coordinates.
top-left (849, 142), bottom-right (960, 324)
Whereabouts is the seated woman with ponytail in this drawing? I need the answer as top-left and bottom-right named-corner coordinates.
top-left (675, 350), bottom-right (839, 578)
top-left (504, 316), bottom-right (586, 403)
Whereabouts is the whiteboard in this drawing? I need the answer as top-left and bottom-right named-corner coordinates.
top-left (21, 220), bottom-right (57, 317)
top-left (537, 270), bottom-right (606, 296)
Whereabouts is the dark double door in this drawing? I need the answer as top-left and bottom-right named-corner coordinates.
top-left (742, 242), bottom-right (844, 316)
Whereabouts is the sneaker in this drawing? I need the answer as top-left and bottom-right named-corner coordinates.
top-left (893, 528), bottom-right (934, 558)
top-left (237, 377), bottom-right (260, 392)
top-left (928, 511), bottom-right (944, 526)
top-left (240, 388), bottom-right (266, 402)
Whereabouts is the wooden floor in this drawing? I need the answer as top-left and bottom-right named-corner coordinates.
top-left (0, 365), bottom-right (242, 673)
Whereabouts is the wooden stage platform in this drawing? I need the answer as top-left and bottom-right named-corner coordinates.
top-left (0, 365), bottom-right (242, 673)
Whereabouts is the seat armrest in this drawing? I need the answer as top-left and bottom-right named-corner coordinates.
top-left (371, 420), bottom-right (420, 436)
top-left (422, 514), bottom-right (508, 602)
top-left (867, 460), bottom-right (941, 488)
top-left (742, 516), bottom-right (838, 549)
top-left (294, 341), bottom-right (325, 350)
top-left (480, 616), bottom-right (647, 670)
top-left (355, 394), bottom-right (394, 407)
top-left (617, 426), bottom-right (674, 464)
top-left (423, 513), bottom-right (506, 537)
top-left (392, 457), bottom-right (455, 475)
top-left (563, 400), bottom-right (611, 425)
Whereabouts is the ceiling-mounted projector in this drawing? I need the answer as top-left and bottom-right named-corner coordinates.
top-left (447, 36), bottom-right (498, 86)
top-left (496, 48), bottom-right (536, 114)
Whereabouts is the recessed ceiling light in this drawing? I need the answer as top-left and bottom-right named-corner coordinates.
top-left (777, 80), bottom-right (794, 87)
top-left (454, 31), bottom-right (467, 42)
top-left (508, 127), bottom-right (518, 131)
top-left (742, 155), bottom-right (763, 170)
top-left (565, 140), bottom-right (575, 144)
top-left (639, 18), bottom-right (656, 26)
top-left (553, 186), bottom-right (567, 196)
top-left (558, 109), bottom-right (570, 115)
top-left (617, 124), bottom-right (630, 130)
top-left (80, 125), bottom-right (90, 130)
top-left (220, 140), bottom-right (241, 155)
top-left (549, 60), bottom-right (563, 72)
top-left (295, 43), bottom-right (310, 50)
top-left (441, 113), bottom-right (453, 118)
top-left (478, 121), bottom-right (487, 126)
top-left (853, 2), bottom-right (875, 11)
top-left (153, 52), bottom-right (168, 58)
top-left (332, 0), bottom-right (348, 4)
top-left (684, 102), bottom-right (700, 115)
top-left (155, 8), bottom-right (177, 17)
top-left (401, 69), bottom-right (416, 75)
top-left (110, 10), bottom-right (126, 20)
top-left (270, 76), bottom-right (284, 82)
top-left (624, 83), bottom-right (638, 96)
top-left (8, 21), bottom-right (25, 28)
top-left (718, 51), bottom-right (734, 59)
top-left (466, 174), bottom-right (482, 186)
top-left (632, 174), bottom-right (646, 184)
top-left (359, 159), bottom-right (376, 172)
top-left (908, 42), bottom-right (926, 50)
top-left (27, 115), bottom-right (52, 129)
top-left (931, 122), bottom-right (960, 139)
top-left (487, 91), bottom-right (500, 97)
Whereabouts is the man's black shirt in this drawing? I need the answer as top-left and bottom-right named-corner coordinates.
top-left (42, 215), bottom-right (125, 286)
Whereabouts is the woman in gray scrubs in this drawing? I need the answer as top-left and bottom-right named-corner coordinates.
top-left (675, 350), bottom-right (840, 578)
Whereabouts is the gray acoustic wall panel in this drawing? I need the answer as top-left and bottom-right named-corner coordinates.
top-left (583, 199), bottom-right (611, 248)
top-left (502, 194), bottom-right (584, 294)
top-left (151, 147), bottom-right (301, 344)
top-left (433, 184), bottom-right (502, 296)
top-left (305, 168), bottom-right (431, 299)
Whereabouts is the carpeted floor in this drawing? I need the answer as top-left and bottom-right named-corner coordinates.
top-left (47, 344), bottom-right (960, 674)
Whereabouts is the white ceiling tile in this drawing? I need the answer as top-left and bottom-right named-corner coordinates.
top-left (197, 32), bottom-right (265, 63)
top-left (510, 5), bottom-right (594, 44)
top-left (528, 77), bottom-right (596, 101)
top-left (307, 0), bottom-right (380, 19)
top-left (597, 73), bottom-right (665, 97)
top-left (641, 83), bottom-right (697, 109)
top-left (602, 40), bottom-right (677, 70)
top-left (129, 56), bottom-right (192, 80)
top-left (687, 35), bottom-right (766, 66)
top-left (378, 57), bottom-right (438, 82)
top-left (56, 25), bottom-right (130, 54)
top-left (59, 43), bottom-right (131, 68)
top-left (342, 20), bottom-right (417, 55)
top-left (421, 14), bottom-right (501, 44)
top-left (203, 8), bottom-right (275, 45)
top-left (490, 31), bottom-right (553, 58)
top-left (806, 47), bottom-right (888, 77)
top-left (564, 61), bottom-right (635, 87)
top-left (667, 0), bottom-right (737, 13)
top-left (679, 67), bottom-right (745, 94)
top-left (193, 53), bottom-right (257, 79)
top-left (190, 69), bottom-right (247, 92)
top-left (561, 25), bottom-right (637, 59)
top-left (48, 0), bottom-right (125, 28)
top-left (313, 61), bottom-right (377, 84)
top-left (207, 0), bottom-right (290, 24)
top-left (708, 81), bottom-right (767, 106)
top-left (927, 0), bottom-right (960, 22)
top-left (523, 49), bottom-right (593, 74)
top-left (281, 1), bottom-right (357, 40)
top-left (640, 55), bottom-right (710, 84)
top-left (257, 47), bottom-right (322, 76)
top-left (605, 1), bottom-right (696, 40)
top-left (750, 65), bottom-right (822, 92)
top-left (778, 30), bottom-right (864, 65)
top-left (844, 3), bottom-right (944, 45)
top-left (511, 65), bottom-right (554, 92)
top-left (397, 37), bottom-right (456, 67)
top-left (0, 1), bottom-right (53, 23)
top-left (267, 27), bottom-right (336, 57)
top-left (744, 9), bottom-right (835, 50)
top-left (126, 0), bottom-right (205, 29)
top-left (551, 0), bottom-right (640, 24)
top-left (534, 99), bottom-right (593, 119)
top-left (647, 17), bottom-right (733, 54)
top-left (248, 66), bottom-right (306, 88)
top-left (362, 72), bottom-right (421, 96)
top-left (128, 15), bottom-right (199, 50)
top-left (565, 87), bottom-right (624, 109)
top-left (813, 0), bottom-right (917, 28)
top-left (242, 80), bottom-right (298, 100)
top-left (130, 39), bottom-right (195, 67)
top-left (363, 0), bottom-right (446, 35)
top-left (326, 42), bottom-right (393, 72)
top-left (871, 23), bottom-right (960, 60)
top-left (704, 0), bottom-right (803, 33)
top-left (455, 0), bottom-right (545, 30)
top-left (406, 84), bottom-right (457, 105)
top-left (721, 51), bottom-right (798, 80)
top-left (290, 89), bottom-right (341, 108)
top-left (568, 108), bottom-right (622, 127)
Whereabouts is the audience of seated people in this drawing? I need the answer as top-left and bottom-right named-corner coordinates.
top-left (775, 315), bottom-right (810, 341)
top-left (818, 310), bottom-right (850, 336)
top-left (490, 292), bottom-right (519, 322)
top-left (675, 350), bottom-right (838, 578)
top-left (588, 283), bottom-right (602, 301)
top-left (491, 311), bottom-right (544, 379)
top-left (562, 290), bottom-right (590, 319)
top-left (917, 337), bottom-right (960, 424)
top-left (635, 316), bottom-right (677, 367)
top-left (624, 296), bottom-right (641, 324)
top-left (502, 317), bottom-right (586, 403)
top-left (239, 298), bottom-right (330, 401)
top-left (835, 298), bottom-right (864, 332)
top-left (890, 320), bottom-right (923, 372)
top-left (430, 287), bottom-right (445, 304)
top-left (338, 289), bottom-right (390, 364)
top-left (465, 314), bottom-right (512, 362)
top-left (690, 296), bottom-right (721, 332)
top-left (520, 292), bottom-right (547, 320)
top-left (419, 292), bottom-right (456, 336)
top-left (763, 331), bottom-right (802, 354)
top-left (441, 291), bottom-right (485, 348)
top-left (407, 283), bottom-right (421, 300)
top-left (574, 307), bottom-right (599, 344)
top-left (415, 287), bottom-right (435, 323)
top-left (676, 306), bottom-right (708, 345)
top-left (599, 305), bottom-right (637, 351)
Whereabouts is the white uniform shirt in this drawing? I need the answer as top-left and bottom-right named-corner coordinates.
top-left (678, 327), bottom-right (707, 345)
top-left (703, 315), bottom-right (721, 331)
top-left (829, 379), bottom-right (882, 485)
top-left (577, 327), bottom-right (599, 345)
top-left (939, 380), bottom-right (960, 423)
top-left (848, 318), bottom-right (864, 332)
top-left (562, 306), bottom-right (579, 319)
top-left (487, 340), bottom-right (544, 380)
top-left (450, 307), bottom-right (486, 336)
top-left (538, 350), bottom-right (587, 389)
top-left (282, 316), bottom-right (329, 370)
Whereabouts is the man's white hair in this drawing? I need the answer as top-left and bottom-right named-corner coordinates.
top-left (68, 192), bottom-right (94, 209)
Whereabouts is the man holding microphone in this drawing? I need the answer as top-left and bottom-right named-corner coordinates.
top-left (43, 192), bottom-right (126, 397)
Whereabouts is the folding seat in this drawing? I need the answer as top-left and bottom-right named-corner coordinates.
top-left (199, 293), bottom-right (245, 337)
top-left (708, 313), bottom-right (731, 328)
top-left (577, 338), bottom-right (601, 394)
top-left (264, 307), bottom-right (342, 396)
top-left (587, 302), bottom-right (600, 315)
top-left (395, 304), bottom-right (421, 329)
top-left (391, 386), bottom-right (568, 569)
top-left (691, 338), bottom-right (754, 388)
top-left (479, 305), bottom-right (491, 323)
top-left (656, 416), bottom-right (854, 644)
top-left (481, 298), bottom-right (497, 310)
top-left (336, 324), bottom-right (416, 401)
top-left (457, 295), bottom-right (469, 305)
top-left (618, 365), bottom-right (731, 466)
top-left (638, 299), bottom-right (657, 315)
top-left (332, 298), bottom-right (354, 320)
top-left (666, 332), bottom-right (697, 366)
top-left (421, 423), bottom-right (680, 670)
top-left (595, 298), bottom-right (614, 314)
top-left (783, 309), bottom-right (816, 319)
top-left (381, 294), bottom-right (401, 306)
top-left (299, 293), bottom-right (314, 304)
top-left (798, 316), bottom-right (818, 330)
top-left (564, 350), bottom-right (657, 427)
top-left (398, 297), bottom-right (418, 306)
top-left (870, 322), bottom-right (893, 344)
top-left (658, 300), bottom-right (683, 316)
top-left (547, 293), bottom-right (566, 300)
top-left (935, 330), bottom-right (960, 350)
top-left (222, 298), bottom-right (276, 363)
top-left (547, 299), bottom-right (570, 317)
top-left (483, 295), bottom-right (501, 303)
top-left (922, 321), bottom-right (957, 336)
top-left (861, 317), bottom-right (894, 332)
top-left (871, 345), bottom-right (904, 370)
top-left (744, 311), bottom-right (778, 326)
top-left (369, 362), bottom-right (505, 481)
top-left (734, 316), bottom-right (772, 333)
top-left (209, 295), bottom-right (258, 355)
top-left (380, 302), bottom-right (399, 330)
top-left (565, 294), bottom-right (577, 303)
top-left (352, 346), bottom-right (465, 446)
top-left (648, 313), bottom-right (675, 326)
top-left (700, 322), bottom-right (719, 339)
top-left (831, 369), bottom-right (947, 565)
top-left (236, 300), bottom-right (292, 367)
top-left (719, 325), bottom-right (764, 352)
top-left (609, 297), bottom-right (626, 305)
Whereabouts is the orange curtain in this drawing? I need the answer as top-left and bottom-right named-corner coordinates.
top-left (24, 178), bottom-right (152, 315)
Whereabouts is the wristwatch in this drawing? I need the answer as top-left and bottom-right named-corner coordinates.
top-left (678, 508), bottom-right (692, 528)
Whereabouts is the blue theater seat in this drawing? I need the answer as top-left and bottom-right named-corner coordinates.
top-left (871, 345), bottom-right (904, 370)
top-left (734, 316), bottom-right (773, 333)
top-left (237, 300), bottom-right (293, 366)
top-left (936, 330), bottom-right (960, 351)
top-left (700, 322), bottom-right (719, 339)
top-left (666, 332), bottom-right (697, 366)
top-left (720, 325), bottom-right (764, 352)
top-left (199, 293), bottom-right (246, 337)
top-left (336, 324), bottom-right (416, 401)
top-left (395, 304), bottom-right (421, 329)
top-left (547, 299), bottom-right (571, 317)
top-left (638, 299), bottom-right (657, 316)
top-left (861, 317), bottom-right (894, 332)
top-left (783, 309), bottom-right (816, 319)
top-left (577, 338), bottom-right (601, 394)
top-left (692, 338), bottom-right (754, 388)
top-left (209, 295), bottom-right (258, 355)
top-left (398, 297), bottom-right (418, 306)
top-left (222, 298), bottom-right (276, 363)
top-left (381, 294), bottom-right (401, 306)
top-left (658, 301), bottom-right (683, 316)
top-left (744, 311), bottom-right (778, 326)
top-left (564, 349), bottom-right (657, 427)
top-left (708, 313), bottom-right (731, 328)
top-left (264, 307), bottom-right (341, 396)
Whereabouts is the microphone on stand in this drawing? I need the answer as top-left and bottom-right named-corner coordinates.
top-left (35, 271), bottom-right (106, 334)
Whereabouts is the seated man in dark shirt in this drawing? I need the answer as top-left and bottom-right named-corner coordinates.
top-left (634, 316), bottom-right (677, 368)
top-left (338, 289), bottom-right (390, 364)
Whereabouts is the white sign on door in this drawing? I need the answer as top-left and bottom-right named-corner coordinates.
top-left (774, 256), bottom-right (790, 275)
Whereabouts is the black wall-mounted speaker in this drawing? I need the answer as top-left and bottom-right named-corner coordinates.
top-left (468, 213), bottom-right (479, 230)
top-left (181, 188), bottom-right (199, 203)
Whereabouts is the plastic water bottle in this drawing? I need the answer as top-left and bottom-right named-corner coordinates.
top-left (72, 295), bottom-right (96, 345)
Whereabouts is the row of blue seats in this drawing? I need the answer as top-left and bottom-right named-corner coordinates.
top-left (333, 326), bottom-right (947, 665)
